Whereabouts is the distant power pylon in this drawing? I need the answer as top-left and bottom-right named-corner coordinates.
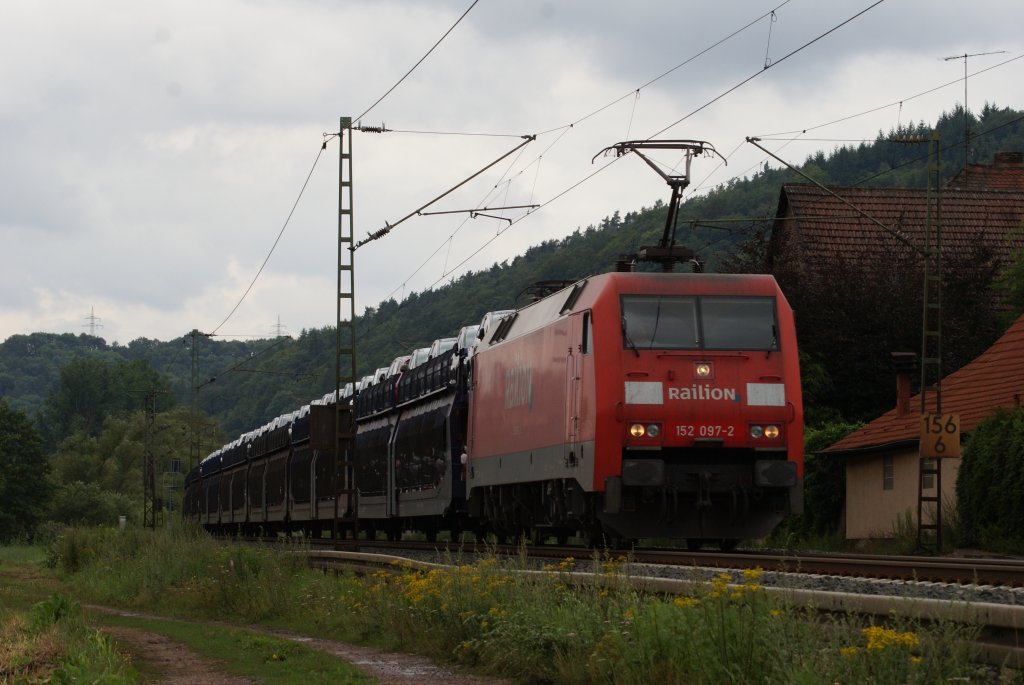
top-left (272, 315), bottom-right (288, 338)
top-left (83, 307), bottom-right (103, 337)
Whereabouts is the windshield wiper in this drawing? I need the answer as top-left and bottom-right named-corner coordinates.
top-left (621, 316), bottom-right (640, 358)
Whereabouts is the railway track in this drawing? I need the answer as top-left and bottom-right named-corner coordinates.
top-left (304, 537), bottom-right (1024, 587)
top-left (297, 539), bottom-right (1024, 669)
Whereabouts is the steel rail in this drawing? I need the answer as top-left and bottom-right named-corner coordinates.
top-left (306, 538), bottom-right (1024, 587)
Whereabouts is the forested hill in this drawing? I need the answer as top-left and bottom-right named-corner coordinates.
top-left (3, 104), bottom-right (1023, 436)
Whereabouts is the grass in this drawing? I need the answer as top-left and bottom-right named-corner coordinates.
top-left (0, 593), bottom-right (137, 684)
top-left (0, 544), bottom-right (48, 564)
top-left (0, 545), bottom-right (65, 612)
top-left (93, 612), bottom-right (373, 684)
top-left (10, 525), bottom-right (1019, 684)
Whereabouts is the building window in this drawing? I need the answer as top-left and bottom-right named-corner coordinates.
top-left (882, 455), bottom-right (894, 490)
top-left (921, 458), bottom-right (936, 490)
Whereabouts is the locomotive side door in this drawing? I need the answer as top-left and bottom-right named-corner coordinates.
top-left (564, 311), bottom-right (591, 467)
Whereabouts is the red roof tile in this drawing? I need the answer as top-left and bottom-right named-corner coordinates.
top-left (949, 153), bottom-right (1024, 191)
top-left (823, 315), bottom-right (1024, 454)
top-left (773, 185), bottom-right (1024, 266)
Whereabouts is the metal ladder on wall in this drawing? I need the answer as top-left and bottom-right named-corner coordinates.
top-left (334, 116), bottom-right (359, 545)
top-left (916, 131), bottom-right (943, 553)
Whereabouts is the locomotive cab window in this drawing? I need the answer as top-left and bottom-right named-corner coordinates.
top-left (701, 297), bottom-right (778, 351)
top-left (621, 295), bottom-right (778, 351)
top-left (620, 296), bottom-right (698, 350)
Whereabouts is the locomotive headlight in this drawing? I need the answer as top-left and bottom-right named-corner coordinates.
top-left (646, 423), bottom-right (661, 438)
top-left (764, 425), bottom-right (780, 439)
top-left (695, 362), bottom-right (712, 378)
top-left (750, 425), bottom-right (764, 439)
top-left (630, 423), bottom-right (646, 437)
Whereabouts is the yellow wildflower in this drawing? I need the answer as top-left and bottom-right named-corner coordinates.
top-left (673, 596), bottom-right (699, 609)
top-left (741, 567), bottom-right (764, 583)
top-left (862, 626), bottom-right (919, 651)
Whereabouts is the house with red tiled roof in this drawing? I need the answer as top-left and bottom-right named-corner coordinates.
top-left (763, 152), bottom-right (1024, 538)
top-left (822, 315), bottom-right (1024, 539)
top-left (769, 177), bottom-right (1024, 275)
top-left (766, 154), bottom-right (1024, 420)
top-left (949, 152), bottom-right (1024, 191)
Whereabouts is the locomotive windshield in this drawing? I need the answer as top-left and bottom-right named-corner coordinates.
top-left (621, 295), bottom-right (778, 351)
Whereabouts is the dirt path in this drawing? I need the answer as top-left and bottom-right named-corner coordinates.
top-left (263, 628), bottom-right (511, 685)
top-left (101, 625), bottom-right (255, 685)
top-left (90, 607), bottom-right (511, 685)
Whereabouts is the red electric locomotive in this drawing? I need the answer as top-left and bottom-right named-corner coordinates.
top-left (466, 271), bottom-right (803, 548)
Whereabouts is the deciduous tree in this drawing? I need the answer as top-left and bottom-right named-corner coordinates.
top-left (0, 400), bottom-right (50, 541)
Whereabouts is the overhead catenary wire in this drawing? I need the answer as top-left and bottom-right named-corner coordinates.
top-left (359, 101), bottom-right (1022, 358)
top-left (389, 84), bottom-right (1024, 343)
top-left (379, 128), bottom-right (526, 138)
top-left (445, 3), bottom-right (883, 288)
top-left (361, 2), bottom-right (1016, 347)
top-left (647, 0), bottom-right (887, 140)
top-left (665, 110), bottom-right (1024, 246)
top-left (661, 109), bottom-right (1024, 240)
top-left (753, 53), bottom-right (1024, 139)
top-left (533, 0), bottom-right (794, 137)
top-left (203, 0), bottom-right (481, 341)
top-left (424, 155), bottom-right (623, 291)
top-left (353, 135), bottom-right (536, 249)
top-left (484, 1), bottom-right (797, 202)
top-left (423, 1), bottom-right (888, 289)
top-left (196, 335), bottom-right (293, 390)
top-left (766, 111), bottom-right (1024, 220)
top-left (694, 53), bottom-right (1022, 196)
top-left (209, 142), bottom-right (327, 337)
top-left (384, 1), bottom-right (798, 295)
top-left (405, 1), bottom-right (914, 306)
top-left (353, 0), bottom-right (480, 124)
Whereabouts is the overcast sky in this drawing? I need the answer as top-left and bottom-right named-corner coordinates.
top-left (2, 0), bottom-right (1022, 345)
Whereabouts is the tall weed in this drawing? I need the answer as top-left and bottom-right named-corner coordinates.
top-left (1, 594), bottom-right (136, 684)
top-left (50, 525), bottom-right (307, 621)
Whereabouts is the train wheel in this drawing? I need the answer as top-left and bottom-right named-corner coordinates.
top-left (425, 529), bottom-right (437, 543)
top-left (387, 528), bottom-right (400, 542)
top-left (686, 539), bottom-right (704, 551)
top-left (719, 538), bottom-right (739, 552)
top-left (556, 532), bottom-right (569, 546)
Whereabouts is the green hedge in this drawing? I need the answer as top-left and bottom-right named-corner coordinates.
top-left (956, 408), bottom-right (1024, 552)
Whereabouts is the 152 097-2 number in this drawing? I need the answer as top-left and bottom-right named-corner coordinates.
top-left (675, 424), bottom-right (735, 438)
